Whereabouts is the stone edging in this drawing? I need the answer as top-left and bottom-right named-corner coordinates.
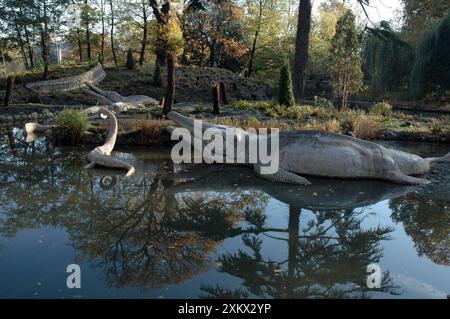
top-left (0, 109), bottom-right (55, 124)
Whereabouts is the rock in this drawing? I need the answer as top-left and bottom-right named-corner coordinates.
top-left (0, 115), bottom-right (5, 121)
top-left (21, 114), bottom-right (29, 120)
top-left (14, 115), bottom-right (22, 121)
top-left (6, 115), bottom-right (13, 122)
top-left (31, 112), bottom-right (39, 119)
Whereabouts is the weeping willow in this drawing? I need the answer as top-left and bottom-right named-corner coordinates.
top-left (362, 21), bottom-right (415, 97)
top-left (410, 11), bottom-right (450, 98)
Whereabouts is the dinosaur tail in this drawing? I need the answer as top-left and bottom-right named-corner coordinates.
top-left (426, 152), bottom-right (450, 164)
top-left (87, 149), bottom-right (135, 176)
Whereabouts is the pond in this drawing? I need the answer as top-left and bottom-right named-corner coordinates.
top-left (0, 127), bottom-right (449, 299)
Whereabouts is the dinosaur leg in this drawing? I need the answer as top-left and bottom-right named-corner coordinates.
top-left (385, 170), bottom-right (430, 185)
top-left (253, 164), bottom-right (312, 186)
top-left (379, 156), bottom-right (430, 185)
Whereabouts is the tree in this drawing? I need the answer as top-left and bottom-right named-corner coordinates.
top-left (67, 1), bottom-right (84, 62)
top-left (243, 0), bottom-right (285, 78)
top-left (308, 0), bottom-right (346, 92)
top-left (183, 0), bottom-right (247, 72)
top-left (109, 0), bottom-right (118, 65)
top-left (149, 0), bottom-right (184, 114)
top-left (329, 10), bottom-right (363, 109)
top-left (292, 0), bottom-right (312, 100)
top-left (139, 0), bottom-right (149, 65)
top-left (126, 48), bottom-right (135, 69)
top-left (278, 61), bottom-right (295, 107)
top-left (362, 22), bottom-right (414, 97)
top-left (153, 61), bottom-right (162, 86)
top-left (400, 0), bottom-right (450, 44)
top-left (410, 11), bottom-right (450, 98)
top-left (80, 0), bottom-right (99, 61)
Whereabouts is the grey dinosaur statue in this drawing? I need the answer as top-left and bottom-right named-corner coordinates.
top-left (167, 111), bottom-right (450, 186)
top-left (25, 63), bottom-right (106, 93)
top-left (84, 83), bottom-right (159, 107)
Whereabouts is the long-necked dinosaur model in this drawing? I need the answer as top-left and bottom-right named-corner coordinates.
top-left (25, 107), bottom-right (134, 176)
top-left (83, 107), bottom-right (135, 176)
top-left (167, 111), bottom-right (450, 186)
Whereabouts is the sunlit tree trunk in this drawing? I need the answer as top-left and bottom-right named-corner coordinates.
top-left (19, 6), bottom-right (35, 69)
top-left (15, 27), bottom-right (30, 70)
top-left (292, 0), bottom-right (312, 100)
top-left (76, 27), bottom-right (83, 62)
top-left (163, 52), bottom-right (176, 114)
top-left (139, 0), bottom-right (148, 65)
top-left (84, 0), bottom-right (92, 61)
top-left (247, 0), bottom-right (263, 78)
top-left (42, 0), bottom-right (49, 79)
top-left (100, 0), bottom-right (105, 62)
top-left (109, 0), bottom-right (118, 66)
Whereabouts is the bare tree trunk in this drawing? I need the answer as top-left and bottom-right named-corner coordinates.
top-left (247, 0), bottom-right (263, 78)
top-left (15, 28), bottom-right (30, 70)
top-left (220, 81), bottom-right (228, 105)
top-left (109, 0), bottom-right (118, 66)
top-left (76, 27), bottom-right (83, 62)
top-left (41, 0), bottom-right (49, 79)
top-left (209, 40), bottom-right (216, 67)
top-left (100, 0), bottom-right (105, 62)
top-left (292, 0), bottom-right (312, 100)
top-left (212, 83), bottom-right (220, 114)
top-left (19, 6), bottom-right (35, 69)
top-left (24, 28), bottom-right (35, 69)
top-left (163, 52), bottom-right (176, 115)
top-left (84, 0), bottom-right (92, 61)
top-left (3, 76), bottom-right (15, 107)
top-left (139, 1), bottom-right (148, 65)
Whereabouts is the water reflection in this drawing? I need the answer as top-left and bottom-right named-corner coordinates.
top-left (0, 128), bottom-right (449, 298)
top-left (390, 188), bottom-right (450, 266)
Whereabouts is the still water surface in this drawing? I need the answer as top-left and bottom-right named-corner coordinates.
top-left (0, 128), bottom-right (449, 298)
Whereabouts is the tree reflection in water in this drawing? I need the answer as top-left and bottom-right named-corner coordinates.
top-left (390, 180), bottom-right (450, 266)
top-left (0, 131), bottom-right (412, 297)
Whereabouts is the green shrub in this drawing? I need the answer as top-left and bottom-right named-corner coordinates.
top-left (57, 109), bottom-right (90, 143)
top-left (126, 48), bottom-right (135, 70)
top-left (370, 102), bottom-right (392, 116)
top-left (153, 62), bottom-right (162, 86)
top-left (193, 104), bottom-right (207, 113)
top-left (315, 97), bottom-right (335, 109)
top-left (230, 100), bottom-right (254, 111)
top-left (265, 103), bottom-right (286, 117)
top-left (278, 62), bottom-right (295, 107)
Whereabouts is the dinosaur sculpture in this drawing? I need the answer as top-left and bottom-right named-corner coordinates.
top-left (24, 107), bottom-right (135, 176)
top-left (84, 83), bottom-right (159, 107)
top-left (25, 63), bottom-right (106, 93)
top-left (167, 111), bottom-right (450, 186)
top-left (83, 106), bottom-right (135, 176)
